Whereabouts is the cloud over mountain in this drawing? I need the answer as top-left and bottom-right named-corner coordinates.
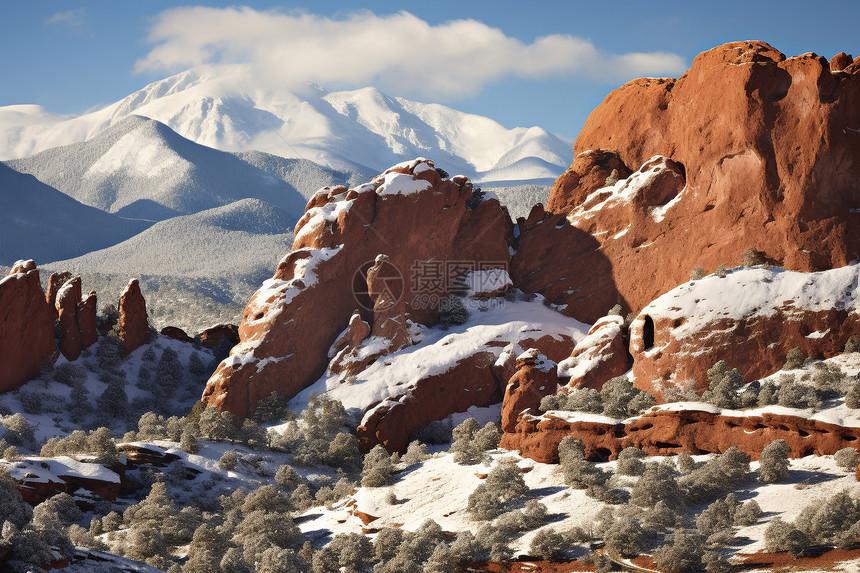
top-left (135, 7), bottom-right (686, 99)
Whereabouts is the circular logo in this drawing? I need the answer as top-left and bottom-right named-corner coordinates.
top-left (352, 258), bottom-right (404, 312)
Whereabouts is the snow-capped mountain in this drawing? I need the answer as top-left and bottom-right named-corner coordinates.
top-left (0, 65), bottom-right (572, 184)
top-left (4, 115), bottom-right (363, 221)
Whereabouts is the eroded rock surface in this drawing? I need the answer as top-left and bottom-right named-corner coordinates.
top-left (516, 41), bottom-right (860, 320)
top-left (118, 279), bottom-right (151, 354)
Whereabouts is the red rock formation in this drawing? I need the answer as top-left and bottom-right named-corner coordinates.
top-left (501, 349), bottom-right (559, 433)
top-left (502, 406), bottom-right (860, 464)
top-left (78, 290), bottom-right (99, 350)
top-left (558, 315), bottom-right (629, 390)
top-left (517, 41), bottom-right (860, 320)
top-left (831, 52), bottom-right (854, 71)
top-left (198, 323), bottom-right (239, 349)
top-left (45, 271), bottom-right (71, 323)
top-left (9, 259), bottom-right (35, 274)
top-left (358, 351), bottom-right (503, 453)
top-left (161, 326), bottom-right (193, 343)
top-left (55, 277), bottom-right (83, 361)
top-left (545, 150), bottom-right (631, 215)
top-left (202, 159), bottom-right (511, 419)
top-left (0, 265), bottom-right (56, 392)
top-left (118, 279), bottom-right (151, 354)
top-left (628, 265), bottom-right (860, 401)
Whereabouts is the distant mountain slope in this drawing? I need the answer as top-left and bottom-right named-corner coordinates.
top-left (0, 66), bottom-right (572, 183)
top-left (46, 198), bottom-right (293, 280)
top-left (5, 116), bottom-right (330, 221)
top-left (0, 163), bottom-right (149, 266)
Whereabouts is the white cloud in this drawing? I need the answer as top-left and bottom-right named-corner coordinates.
top-left (135, 7), bottom-right (686, 99)
top-left (46, 8), bottom-right (86, 27)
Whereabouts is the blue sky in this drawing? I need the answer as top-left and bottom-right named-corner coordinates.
top-left (2, 1), bottom-right (859, 140)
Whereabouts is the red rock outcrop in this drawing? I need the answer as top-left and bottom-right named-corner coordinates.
top-left (56, 277), bottom-right (83, 361)
top-left (160, 326), bottom-right (193, 344)
top-left (501, 349), bottom-right (559, 433)
top-left (202, 159), bottom-right (511, 419)
top-left (118, 279), bottom-right (151, 354)
top-left (544, 150), bottom-right (632, 215)
top-left (516, 41), bottom-right (860, 321)
top-left (78, 290), bottom-right (99, 349)
top-left (9, 259), bottom-right (35, 274)
top-left (629, 265), bottom-right (860, 401)
top-left (198, 323), bottom-right (239, 349)
top-left (45, 271), bottom-right (71, 323)
top-left (558, 315), bottom-right (629, 390)
top-left (0, 263), bottom-right (56, 392)
top-left (502, 406), bottom-right (860, 464)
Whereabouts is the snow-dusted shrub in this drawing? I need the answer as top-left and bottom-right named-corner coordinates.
top-left (290, 484), bottom-right (314, 511)
top-left (783, 347), bottom-right (805, 370)
top-left (681, 447), bottom-right (749, 504)
top-left (373, 527), bottom-right (404, 561)
top-left (557, 436), bottom-right (586, 464)
top-left (539, 393), bottom-right (566, 412)
top-left (239, 418), bottom-right (267, 449)
top-left (695, 494), bottom-right (740, 538)
top-left (643, 500), bottom-right (680, 531)
top-left (219, 547), bottom-right (252, 573)
top-left (759, 439), bottom-right (790, 483)
top-left (198, 406), bottom-right (240, 442)
top-left (835, 447), bottom-right (860, 471)
top-left (757, 380), bottom-right (778, 406)
top-left (68, 382), bottom-right (93, 423)
top-left (713, 264), bottom-right (728, 278)
top-left (180, 428), bottom-right (199, 453)
top-left (52, 362), bottom-right (87, 386)
top-left (187, 351), bottom-right (208, 378)
top-left (257, 547), bottom-right (309, 573)
top-left (474, 523), bottom-right (514, 562)
top-left (361, 444), bottom-right (395, 487)
top-left (33, 493), bottom-right (82, 530)
top-left (275, 465), bottom-right (302, 490)
top-left (764, 517), bottom-right (810, 556)
top-left (702, 550), bottom-right (732, 573)
top-left (410, 418), bottom-right (453, 444)
top-left (676, 452), bottom-right (696, 473)
top-left (734, 499), bottom-right (762, 526)
top-left (402, 440), bottom-right (429, 465)
top-left (219, 450), bottom-right (239, 471)
top-left (398, 519), bottom-right (447, 564)
top-left (794, 490), bottom-right (860, 546)
top-left (776, 379), bottom-right (820, 410)
top-left (322, 432), bottom-right (361, 472)
top-left (617, 446), bottom-right (647, 476)
top-left (95, 334), bottom-right (124, 370)
top-left (465, 187), bottom-right (486, 210)
top-left (495, 500), bottom-right (547, 534)
top-left (562, 447), bottom-right (608, 489)
top-left (845, 336), bottom-right (860, 353)
top-left (604, 516), bottom-right (644, 558)
top-left (68, 523), bottom-right (108, 551)
top-left (425, 544), bottom-right (456, 573)
top-left (601, 376), bottom-right (655, 418)
top-left (630, 460), bottom-right (682, 510)
top-left (242, 485), bottom-right (292, 515)
top-left (0, 467), bottom-right (33, 529)
top-left (154, 347), bottom-right (183, 400)
top-left (96, 372), bottom-right (130, 422)
top-left (474, 421), bottom-right (502, 451)
top-left (253, 391), bottom-right (288, 423)
top-left (565, 387), bottom-right (603, 413)
top-left (846, 378), bottom-right (860, 409)
top-left (40, 427), bottom-right (117, 466)
top-left (652, 530), bottom-right (706, 573)
top-left (451, 417), bottom-right (483, 465)
top-left (742, 248), bottom-right (766, 267)
top-left (1, 523), bottom-right (56, 573)
top-left (1, 413), bottom-right (36, 450)
top-left (233, 510), bottom-right (303, 567)
top-left (690, 267), bottom-right (705, 281)
top-left (2, 446), bottom-right (21, 461)
top-left (467, 458), bottom-right (529, 520)
top-left (702, 360), bottom-right (743, 409)
top-left (812, 362), bottom-right (848, 396)
top-left (436, 294), bottom-right (468, 327)
top-left (320, 532), bottom-right (372, 572)
top-left (529, 528), bottom-right (566, 560)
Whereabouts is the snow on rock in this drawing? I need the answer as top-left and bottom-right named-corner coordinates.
top-left (202, 159), bottom-right (511, 420)
top-left (557, 314), bottom-right (628, 390)
top-left (462, 268), bottom-right (512, 298)
top-left (630, 264), bottom-right (860, 401)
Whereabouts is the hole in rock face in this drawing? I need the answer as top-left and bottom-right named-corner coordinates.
top-left (642, 316), bottom-right (655, 350)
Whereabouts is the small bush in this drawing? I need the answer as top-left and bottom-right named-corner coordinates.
top-left (630, 460), bottom-right (682, 510)
top-left (742, 248), bottom-right (766, 267)
top-left (777, 379), bottom-right (821, 410)
top-left (783, 347), bottom-right (805, 370)
top-left (219, 450), bottom-right (238, 471)
top-left (529, 528), bottom-right (566, 560)
top-left (690, 267), bottom-right (705, 281)
top-left (361, 444), bottom-right (394, 487)
top-left (734, 500), bottom-right (762, 526)
top-left (653, 530), bottom-right (706, 573)
top-left (676, 452), bottom-right (696, 473)
top-left (702, 360), bottom-right (743, 409)
top-left (616, 447), bottom-right (647, 476)
top-left (759, 439), bottom-right (791, 483)
top-left (845, 336), bottom-right (860, 354)
top-left (714, 264), bottom-right (728, 278)
top-left (466, 458), bottom-right (528, 520)
top-left (764, 517), bottom-right (810, 557)
top-left (402, 440), bottom-right (428, 465)
top-left (436, 295), bottom-right (468, 327)
top-left (835, 447), bottom-right (860, 472)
